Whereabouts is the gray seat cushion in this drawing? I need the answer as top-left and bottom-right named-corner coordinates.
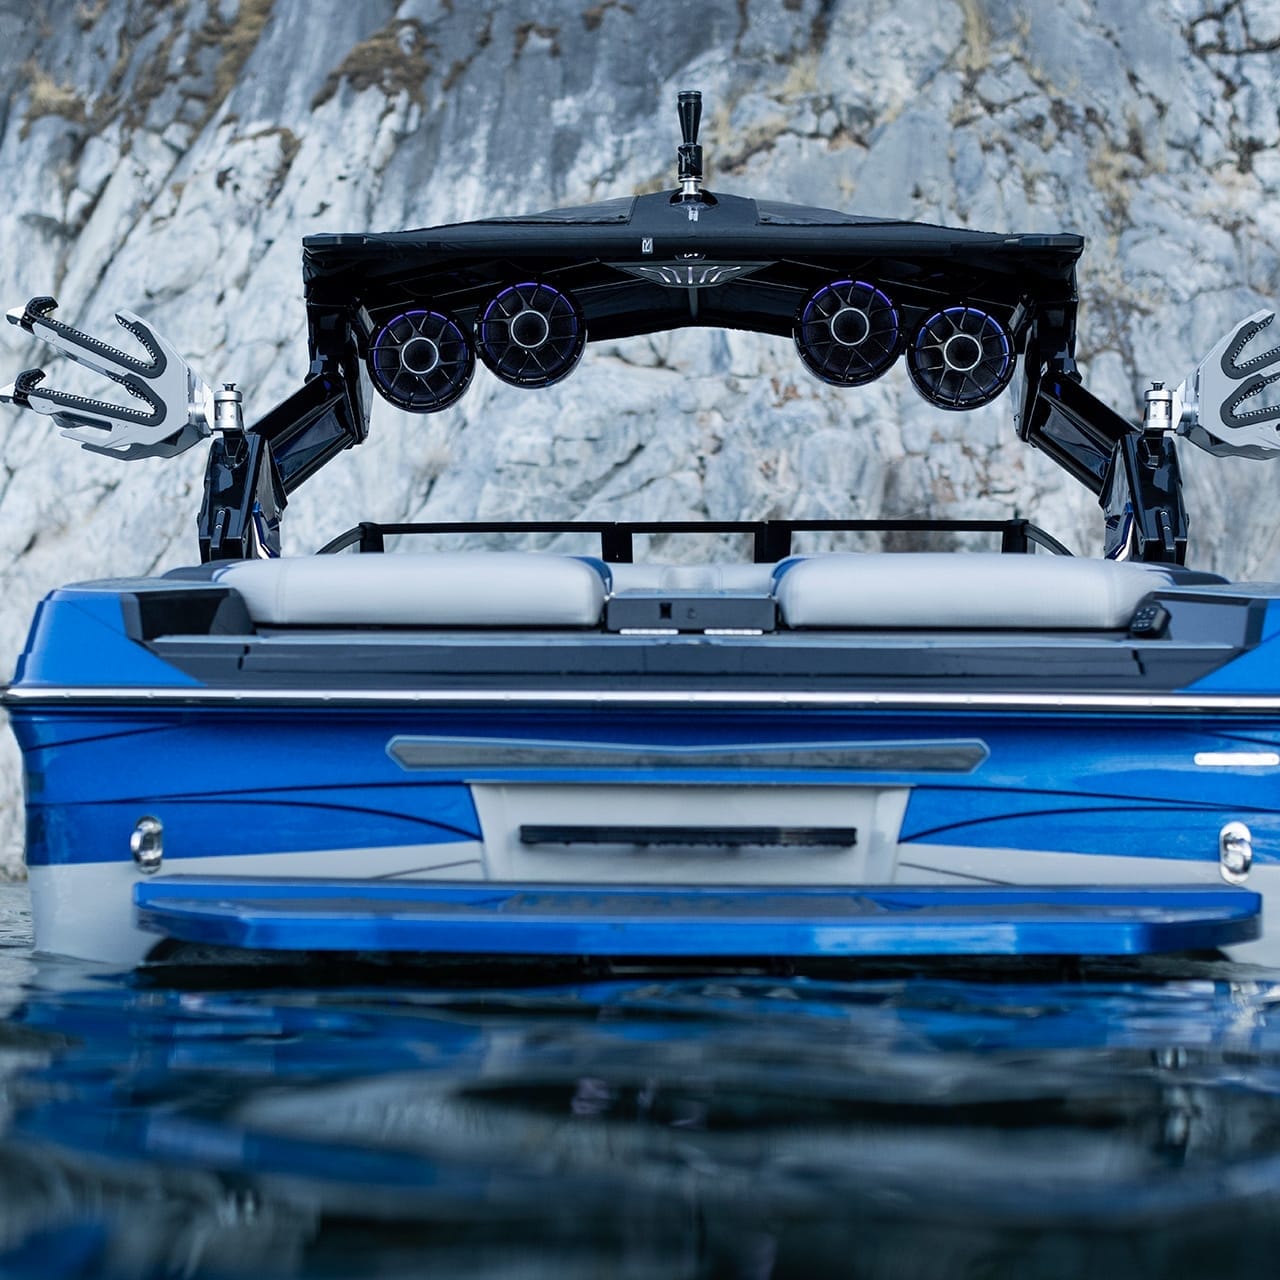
top-left (214, 552), bottom-right (607, 626)
top-left (774, 553), bottom-right (1175, 629)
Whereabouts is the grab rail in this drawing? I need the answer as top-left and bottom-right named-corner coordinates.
top-left (317, 517), bottom-right (1074, 562)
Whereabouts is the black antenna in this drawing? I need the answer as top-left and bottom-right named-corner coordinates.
top-left (677, 89), bottom-right (703, 199)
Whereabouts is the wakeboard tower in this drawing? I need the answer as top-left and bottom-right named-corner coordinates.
top-left (4, 92), bottom-right (1280, 966)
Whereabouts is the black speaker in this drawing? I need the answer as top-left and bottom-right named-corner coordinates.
top-left (906, 306), bottom-right (1015, 410)
top-left (476, 282), bottom-right (586, 388)
top-left (367, 309), bottom-right (474, 412)
top-left (794, 280), bottom-right (901, 385)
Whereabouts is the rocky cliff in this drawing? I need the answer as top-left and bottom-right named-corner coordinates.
top-left (1, 0), bottom-right (1278, 874)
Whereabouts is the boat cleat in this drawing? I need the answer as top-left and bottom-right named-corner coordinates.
top-left (130, 816), bottom-right (164, 875)
top-left (1219, 820), bottom-right (1253, 885)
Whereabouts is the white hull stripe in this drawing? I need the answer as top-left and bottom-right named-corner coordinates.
top-left (27, 841), bottom-right (1280, 969)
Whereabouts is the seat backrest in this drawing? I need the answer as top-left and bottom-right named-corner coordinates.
top-left (214, 549), bottom-right (1174, 632)
top-left (214, 552), bottom-right (607, 626)
top-left (773, 553), bottom-right (1175, 629)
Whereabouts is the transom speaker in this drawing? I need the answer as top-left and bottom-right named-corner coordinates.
top-left (794, 280), bottom-right (901, 386)
top-left (477, 282), bottom-right (586, 388)
top-left (906, 306), bottom-right (1015, 410)
top-left (367, 309), bottom-right (474, 412)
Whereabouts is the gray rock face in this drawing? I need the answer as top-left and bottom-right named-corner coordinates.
top-left (1, 0), bottom-right (1278, 874)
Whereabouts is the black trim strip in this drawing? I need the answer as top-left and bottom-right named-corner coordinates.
top-left (519, 824), bottom-right (857, 848)
top-left (386, 736), bottom-right (988, 773)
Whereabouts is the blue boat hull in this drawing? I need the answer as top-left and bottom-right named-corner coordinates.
top-left (11, 578), bottom-right (1280, 964)
top-left (13, 703), bottom-right (1280, 872)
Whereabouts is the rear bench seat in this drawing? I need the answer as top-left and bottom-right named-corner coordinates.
top-left (212, 551), bottom-right (1180, 630)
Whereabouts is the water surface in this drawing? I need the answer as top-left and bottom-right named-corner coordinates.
top-left (4, 882), bottom-right (1280, 1277)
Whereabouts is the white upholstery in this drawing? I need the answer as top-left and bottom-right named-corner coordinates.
top-left (607, 562), bottom-right (777, 593)
top-left (774, 553), bottom-right (1172, 629)
top-left (214, 552), bottom-right (606, 627)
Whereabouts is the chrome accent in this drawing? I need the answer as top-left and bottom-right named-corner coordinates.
top-left (1219, 820), bottom-right (1253, 885)
top-left (130, 815), bottom-right (164, 874)
top-left (1194, 751), bottom-right (1280, 767)
top-left (833, 306), bottom-right (872, 348)
top-left (1176, 309), bottom-right (1280, 458)
top-left (1, 297), bottom-right (213, 459)
top-left (1144, 381), bottom-right (1175, 431)
top-left (387, 736), bottom-right (990, 773)
top-left (13, 686), bottom-right (1280, 714)
top-left (213, 383), bottom-right (244, 434)
top-left (611, 261), bottom-right (765, 289)
top-left (943, 332), bottom-right (983, 372)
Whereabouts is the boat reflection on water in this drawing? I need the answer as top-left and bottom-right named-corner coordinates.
top-left (5, 942), bottom-right (1280, 1277)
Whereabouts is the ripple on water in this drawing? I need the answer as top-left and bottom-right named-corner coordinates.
top-left (0, 883), bottom-right (32, 996)
top-left (1, 909), bottom-right (1280, 1276)
top-left (0, 882), bottom-right (31, 949)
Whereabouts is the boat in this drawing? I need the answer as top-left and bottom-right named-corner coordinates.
top-left (3, 91), bottom-right (1279, 967)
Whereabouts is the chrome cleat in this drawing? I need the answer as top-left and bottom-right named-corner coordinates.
top-left (130, 815), bottom-right (164, 874)
top-left (1219, 820), bottom-right (1253, 886)
top-left (1, 296), bottom-right (213, 459)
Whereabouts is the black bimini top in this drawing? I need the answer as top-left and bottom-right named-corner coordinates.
top-left (302, 189), bottom-right (1083, 346)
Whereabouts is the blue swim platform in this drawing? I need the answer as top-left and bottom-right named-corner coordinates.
top-left (133, 878), bottom-right (1263, 957)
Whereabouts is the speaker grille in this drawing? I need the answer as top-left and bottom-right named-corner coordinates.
top-left (906, 306), bottom-right (1015, 410)
top-left (477, 282), bottom-right (586, 388)
top-left (367, 310), bottom-right (474, 413)
top-left (794, 280), bottom-right (901, 386)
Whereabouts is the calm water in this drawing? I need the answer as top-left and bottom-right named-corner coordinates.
top-left (5, 882), bottom-right (1280, 1278)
